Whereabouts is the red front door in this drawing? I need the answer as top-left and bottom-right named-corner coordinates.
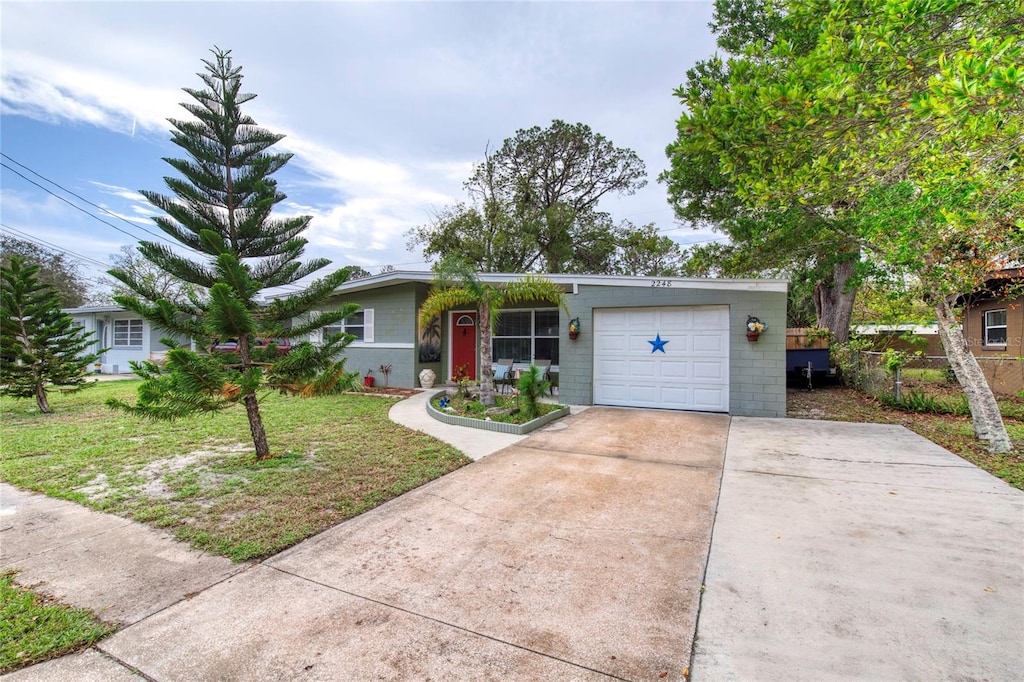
top-left (451, 311), bottom-right (477, 380)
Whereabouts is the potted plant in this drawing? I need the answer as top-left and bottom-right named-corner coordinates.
top-left (568, 317), bottom-right (581, 340)
top-left (746, 317), bottom-right (766, 342)
top-left (378, 363), bottom-right (393, 388)
top-left (363, 369), bottom-right (375, 388)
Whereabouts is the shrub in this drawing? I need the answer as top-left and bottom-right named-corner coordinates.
top-left (881, 388), bottom-right (970, 415)
top-left (516, 365), bottom-right (550, 419)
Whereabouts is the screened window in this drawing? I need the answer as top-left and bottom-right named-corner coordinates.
top-left (983, 309), bottom-right (1007, 346)
top-left (113, 319), bottom-right (143, 347)
top-left (492, 309), bottom-right (559, 364)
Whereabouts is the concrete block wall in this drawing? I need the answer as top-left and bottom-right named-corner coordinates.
top-left (326, 284), bottom-right (420, 388)
top-left (559, 283), bottom-right (788, 418)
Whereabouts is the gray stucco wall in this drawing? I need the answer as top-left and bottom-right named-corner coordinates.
top-left (558, 283), bottom-right (787, 418)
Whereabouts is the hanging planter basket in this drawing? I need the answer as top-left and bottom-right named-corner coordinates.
top-left (746, 332), bottom-right (760, 342)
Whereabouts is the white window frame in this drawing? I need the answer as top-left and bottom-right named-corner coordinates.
top-left (491, 308), bottom-right (559, 365)
top-left (321, 308), bottom-right (374, 345)
top-left (983, 309), bottom-right (1007, 346)
top-left (112, 319), bottom-right (144, 348)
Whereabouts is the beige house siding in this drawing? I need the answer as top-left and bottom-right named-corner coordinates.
top-left (964, 296), bottom-right (1023, 395)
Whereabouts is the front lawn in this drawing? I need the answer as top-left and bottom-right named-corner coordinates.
top-left (788, 385), bottom-right (1024, 490)
top-left (0, 380), bottom-right (471, 561)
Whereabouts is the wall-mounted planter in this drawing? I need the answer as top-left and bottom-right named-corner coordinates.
top-left (426, 391), bottom-right (570, 436)
top-left (746, 332), bottom-right (760, 342)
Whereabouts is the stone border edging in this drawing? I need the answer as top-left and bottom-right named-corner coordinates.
top-left (425, 391), bottom-right (570, 435)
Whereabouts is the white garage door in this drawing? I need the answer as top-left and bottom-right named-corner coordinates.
top-left (593, 306), bottom-right (729, 412)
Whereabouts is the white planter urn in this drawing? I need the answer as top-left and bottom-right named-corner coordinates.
top-left (419, 368), bottom-right (436, 389)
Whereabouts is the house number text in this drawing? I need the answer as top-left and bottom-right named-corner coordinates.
top-left (650, 279), bottom-right (673, 288)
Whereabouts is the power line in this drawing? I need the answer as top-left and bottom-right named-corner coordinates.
top-left (0, 223), bottom-right (113, 271)
top-left (0, 161), bottom-right (184, 250)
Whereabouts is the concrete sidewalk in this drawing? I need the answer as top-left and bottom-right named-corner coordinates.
top-left (692, 418), bottom-right (1024, 681)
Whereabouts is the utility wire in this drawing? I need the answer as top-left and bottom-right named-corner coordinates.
top-left (0, 222), bottom-right (112, 271)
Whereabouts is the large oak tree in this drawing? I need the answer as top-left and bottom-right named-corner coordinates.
top-left (673, 0), bottom-right (1023, 452)
top-left (409, 120), bottom-right (683, 275)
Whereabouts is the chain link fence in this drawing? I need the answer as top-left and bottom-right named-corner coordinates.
top-left (843, 350), bottom-right (1023, 403)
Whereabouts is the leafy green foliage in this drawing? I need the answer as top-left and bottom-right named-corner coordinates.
top-left (108, 48), bottom-right (358, 458)
top-left (409, 120), bottom-right (680, 275)
top-left (668, 0), bottom-right (1022, 452)
top-left (880, 389), bottom-right (970, 416)
top-left (0, 257), bottom-right (103, 413)
top-left (662, 1), bottom-right (861, 340)
top-left (516, 364), bottom-right (551, 420)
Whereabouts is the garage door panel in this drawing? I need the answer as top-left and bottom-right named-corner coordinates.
top-left (597, 358), bottom-right (628, 378)
top-left (659, 361), bottom-right (690, 379)
top-left (658, 309), bottom-right (692, 330)
top-left (693, 307), bottom-right (729, 328)
top-left (692, 388), bottom-right (727, 411)
top-left (593, 306), bottom-right (729, 413)
top-left (627, 359), bottom-right (658, 378)
top-left (693, 361), bottom-right (725, 381)
top-left (692, 334), bottom-right (725, 353)
top-left (618, 310), bottom-right (656, 328)
top-left (596, 333), bottom-right (628, 353)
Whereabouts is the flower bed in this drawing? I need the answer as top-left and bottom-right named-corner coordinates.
top-left (426, 392), bottom-right (570, 435)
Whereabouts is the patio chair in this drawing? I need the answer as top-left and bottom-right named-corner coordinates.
top-left (533, 360), bottom-right (554, 395)
top-left (494, 358), bottom-right (514, 394)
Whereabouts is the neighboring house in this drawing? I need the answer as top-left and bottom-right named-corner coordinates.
top-left (958, 268), bottom-right (1023, 395)
top-left (313, 271), bottom-right (788, 418)
top-left (64, 306), bottom-right (184, 374)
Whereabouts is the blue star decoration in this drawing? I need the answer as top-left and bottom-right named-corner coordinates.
top-left (648, 333), bottom-right (669, 353)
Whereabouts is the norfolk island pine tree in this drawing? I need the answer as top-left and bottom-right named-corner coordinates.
top-left (107, 47), bottom-right (359, 459)
top-left (0, 256), bottom-right (104, 414)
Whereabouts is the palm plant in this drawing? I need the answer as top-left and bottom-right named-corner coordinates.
top-left (418, 258), bottom-right (568, 407)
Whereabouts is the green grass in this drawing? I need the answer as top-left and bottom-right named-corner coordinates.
top-left (0, 570), bottom-right (115, 674)
top-left (900, 367), bottom-right (948, 382)
top-left (1, 380), bottom-right (471, 561)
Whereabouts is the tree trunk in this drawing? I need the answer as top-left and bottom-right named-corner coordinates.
top-left (244, 391), bottom-right (272, 459)
top-left (478, 303), bottom-right (495, 407)
top-left (35, 380), bottom-right (52, 414)
top-left (934, 296), bottom-right (1012, 454)
top-left (813, 258), bottom-right (858, 343)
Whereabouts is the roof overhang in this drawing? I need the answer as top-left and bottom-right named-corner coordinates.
top-left (321, 270), bottom-right (789, 296)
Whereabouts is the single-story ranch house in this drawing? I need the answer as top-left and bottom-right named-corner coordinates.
top-left (67, 272), bottom-right (788, 418)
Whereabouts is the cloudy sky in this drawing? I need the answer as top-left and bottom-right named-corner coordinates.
top-left (1, 1), bottom-right (721, 296)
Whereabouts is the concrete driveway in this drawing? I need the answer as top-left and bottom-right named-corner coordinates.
top-left (693, 418), bottom-right (1024, 681)
top-left (4, 407), bottom-right (729, 681)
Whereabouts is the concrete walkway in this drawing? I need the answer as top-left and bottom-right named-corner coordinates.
top-left (387, 389), bottom-right (526, 460)
top-left (693, 418), bottom-right (1024, 681)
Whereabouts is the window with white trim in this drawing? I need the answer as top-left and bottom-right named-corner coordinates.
top-left (983, 309), bottom-right (1007, 346)
top-left (323, 309), bottom-right (374, 343)
top-left (492, 309), bottom-right (559, 364)
top-left (113, 319), bottom-right (144, 347)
